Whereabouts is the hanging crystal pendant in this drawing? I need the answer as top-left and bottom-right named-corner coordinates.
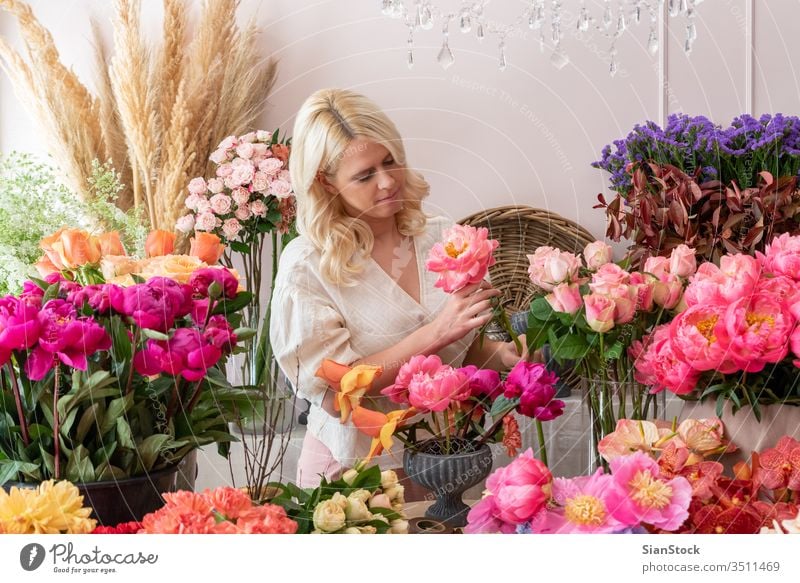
top-left (552, 22), bottom-right (560, 44)
top-left (476, 22), bottom-right (485, 41)
top-left (680, 0), bottom-right (689, 13)
top-left (419, 5), bottom-right (433, 29)
top-left (684, 37), bottom-right (693, 55)
top-left (578, 5), bottom-right (590, 31)
top-left (381, 0), bottom-right (394, 17)
top-left (437, 21), bottom-right (454, 69)
top-left (385, 0), bottom-right (405, 19)
top-left (550, 42), bottom-right (569, 69)
top-left (616, 12), bottom-right (626, 36)
top-left (635, 3), bottom-right (641, 23)
top-left (603, 3), bottom-right (613, 29)
top-left (647, 29), bottom-right (659, 54)
top-left (609, 56), bottom-right (618, 77)
top-left (669, 0), bottom-right (680, 17)
top-left (498, 40), bottom-right (507, 71)
top-left (687, 21), bottom-right (697, 41)
top-left (407, 31), bottom-right (414, 69)
top-left (460, 12), bottom-right (472, 33)
top-left (539, 31), bottom-right (545, 52)
top-left (529, 2), bottom-right (544, 29)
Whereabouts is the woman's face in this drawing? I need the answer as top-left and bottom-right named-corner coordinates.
top-left (321, 136), bottom-right (406, 221)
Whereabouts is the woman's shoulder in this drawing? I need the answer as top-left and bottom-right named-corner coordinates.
top-left (274, 236), bottom-right (324, 289)
top-left (420, 214), bottom-right (457, 241)
top-left (279, 235), bottom-right (320, 265)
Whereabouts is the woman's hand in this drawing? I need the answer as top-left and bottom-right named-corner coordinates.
top-left (497, 334), bottom-right (546, 369)
top-left (428, 281), bottom-right (501, 350)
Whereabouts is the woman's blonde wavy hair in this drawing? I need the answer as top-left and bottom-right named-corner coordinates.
top-left (289, 88), bottom-right (429, 286)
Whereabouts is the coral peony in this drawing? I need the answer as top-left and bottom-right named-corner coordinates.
top-left (426, 224), bottom-right (498, 293)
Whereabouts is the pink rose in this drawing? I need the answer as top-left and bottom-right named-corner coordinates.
top-left (250, 200), bottom-right (267, 217)
top-left (643, 256), bottom-right (670, 279)
top-left (207, 178), bottom-right (225, 194)
top-left (175, 214), bottom-right (195, 233)
top-left (251, 143), bottom-right (270, 160)
top-left (231, 187), bottom-right (250, 206)
top-left (269, 179), bottom-right (293, 199)
top-left (610, 286), bottom-right (637, 324)
top-left (222, 218), bottom-right (242, 240)
top-left (217, 135), bottom-right (237, 150)
top-left (231, 163), bottom-right (255, 187)
top-left (584, 293), bottom-right (615, 333)
top-left (194, 212), bottom-right (217, 232)
top-left (239, 131), bottom-right (256, 143)
top-left (583, 241), bottom-right (613, 270)
top-left (209, 194), bottom-right (232, 215)
top-left (236, 143), bottom-right (255, 159)
top-left (278, 170), bottom-right (291, 183)
top-left (184, 193), bottom-right (202, 211)
top-left (187, 177), bottom-right (207, 196)
top-left (669, 244), bottom-right (697, 278)
top-left (195, 198), bottom-right (211, 214)
top-left (259, 158), bottom-right (284, 176)
top-left (545, 282), bottom-right (582, 314)
top-left (589, 263), bottom-right (630, 296)
top-left (652, 273), bottom-right (684, 309)
top-left (216, 163), bottom-right (233, 178)
top-left (251, 172), bottom-right (269, 192)
top-left (426, 225), bottom-right (498, 293)
top-left (486, 449), bottom-right (552, 525)
top-left (629, 272), bottom-right (655, 311)
top-left (526, 246), bottom-right (581, 291)
top-left (235, 204), bottom-right (252, 221)
top-left (209, 149), bottom-right (228, 164)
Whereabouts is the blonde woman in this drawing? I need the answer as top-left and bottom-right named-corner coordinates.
top-left (270, 89), bottom-right (526, 487)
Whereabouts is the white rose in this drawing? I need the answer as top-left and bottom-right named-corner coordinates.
top-left (343, 527), bottom-right (362, 534)
top-left (250, 200), bottom-right (267, 217)
top-left (256, 130), bottom-right (272, 142)
top-left (235, 203), bottom-right (252, 221)
top-left (349, 489), bottom-right (371, 503)
top-left (251, 172), bottom-right (269, 192)
top-left (218, 135), bottom-right (237, 150)
top-left (383, 484), bottom-right (405, 504)
top-left (380, 470), bottom-right (398, 490)
top-left (239, 131), bottom-right (257, 143)
top-left (357, 526), bottom-right (377, 534)
top-left (330, 492), bottom-right (348, 510)
top-left (209, 149), bottom-right (228, 164)
top-left (194, 212), bottom-right (216, 232)
top-left (312, 499), bottom-right (346, 533)
top-left (345, 497), bottom-right (372, 522)
top-left (369, 494), bottom-right (391, 510)
top-left (389, 519), bottom-right (409, 534)
top-left (259, 158), bottom-right (284, 176)
top-left (231, 187), bottom-right (250, 206)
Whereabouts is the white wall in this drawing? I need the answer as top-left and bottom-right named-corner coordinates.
top-left (1, 0), bottom-right (799, 242)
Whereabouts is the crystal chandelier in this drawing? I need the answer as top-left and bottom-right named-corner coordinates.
top-left (380, 0), bottom-right (703, 74)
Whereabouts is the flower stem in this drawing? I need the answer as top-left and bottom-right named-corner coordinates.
top-left (535, 419), bottom-right (548, 466)
top-left (6, 363), bottom-right (29, 446)
top-left (494, 298), bottom-right (523, 355)
top-left (53, 362), bottom-right (61, 479)
top-left (185, 380), bottom-right (205, 414)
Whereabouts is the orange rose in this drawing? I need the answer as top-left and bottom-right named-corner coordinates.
top-left (145, 230), bottom-right (177, 258)
top-left (41, 228), bottom-right (102, 269)
top-left (34, 255), bottom-right (60, 277)
top-left (100, 255), bottom-right (141, 281)
top-left (271, 144), bottom-right (289, 163)
top-left (190, 232), bottom-right (225, 265)
top-left (98, 231), bottom-right (126, 256)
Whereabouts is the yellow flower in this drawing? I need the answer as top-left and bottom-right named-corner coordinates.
top-left (137, 254), bottom-right (207, 283)
top-left (0, 481), bottom-right (95, 534)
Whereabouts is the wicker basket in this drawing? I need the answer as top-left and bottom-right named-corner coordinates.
top-left (458, 205), bottom-right (596, 394)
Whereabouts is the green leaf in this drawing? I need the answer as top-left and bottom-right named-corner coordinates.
top-left (230, 241), bottom-right (250, 254)
top-left (530, 297), bottom-right (555, 321)
top-left (75, 402), bottom-right (101, 443)
top-left (27, 276), bottom-right (49, 291)
top-left (137, 434), bottom-right (171, 471)
top-left (110, 317), bottom-right (133, 364)
top-left (42, 282), bottom-right (60, 304)
top-left (605, 341), bottom-right (624, 360)
top-left (700, 383), bottom-right (729, 400)
top-left (116, 417), bottom-right (135, 449)
top-left (100, 393), bottom-right (134, 435)
top-left (350, 465), bottom-right (381, 490)
top-left (131, 274), bottom-right (146, 284)
top-left (26, 423), bottom-right (52, 441)
top-left (0, 459), bottom-right (39, 485)
top-left (142, 328), bottom-right (170, 341)
top-left (549, 333), bottom-right (590, 361)
top-left (210, 291), bottom-right (254, 316)
top-left (65, 445), bottom-right (95, 483)
top-left (490, 394), bottom-right (518, 417)
top-left (58, 407), bottom-right (79, 442)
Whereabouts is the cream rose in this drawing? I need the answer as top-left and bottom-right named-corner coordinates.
top-left (312, 499), bottom-right (346, 533)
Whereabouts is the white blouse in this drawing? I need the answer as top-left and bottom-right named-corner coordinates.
top-left (269, 215), bottom-right (475, 465)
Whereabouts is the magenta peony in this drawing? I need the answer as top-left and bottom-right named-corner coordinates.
top-left (189, 267), bottom-right (239, 299)
top-left (109, 277), bottom-right (192, 332)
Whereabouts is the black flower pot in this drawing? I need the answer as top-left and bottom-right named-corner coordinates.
top-left (403, 439), bottom-right (493, 527)
top-left (4, 463), bottom-right (180, 526)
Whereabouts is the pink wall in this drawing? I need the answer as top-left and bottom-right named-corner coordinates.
top-left (1, 0), bottom-right (799, 240)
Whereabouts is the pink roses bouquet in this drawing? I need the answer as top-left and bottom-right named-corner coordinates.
top-left (526, 241), bottom-right (695, 464)
top-left (0, 237), bottom-right (255, 486)
top-left (633, 233), bottom-right (800, 417)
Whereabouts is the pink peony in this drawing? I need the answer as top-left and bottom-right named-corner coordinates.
top-left (668, 304), bottom-right (736, 373)
top-left (209, 194), bottom-right (232, 215)
top-left (109, 277), bottom-right (192, 332)
top-left (718, 254), bottom-right (761, 302)
top-left (529, 470), bottom-right (629, 533)
top-left (66, 284), bottom-right (113, 314)
top-left (669, 244), bottom-right (697, 278)
top-left (584, 293), bottom-right (615, 333)
top-left (426, 225), bottom-right (498, 293)
top-left (187, 177), bottom-right (207, 196)
top-left (504, 361), bottom-right (563, 421)
top-left (381, 354), bottom-right (445, 405)
top-left (486, 449), bottom-right (552, 525)
top-left (760, 233), bottom-right (800, 282)
top-left (134, 328), bottom-right (222, 381)
top-left (683, 262), bottom-right (727, 307)
top-left (606, 452), bottom-right (692, 531)
top-left (407, 365), bottom-right (469, 412)
top-left (636, 324), bottom-right (701, 395)
top-left (25, 300), bottom-right (111, 380)
top-left (526, 246), bottom-right (581, 291)
top-left (716, 292), bottom-right (793, 372)
top-left (464, 496), bottom-right (517, 534)
top-left (457, 365), bottom-right (503, 400)
top-left (188, 268), bottom-right (239, 299)
top-left (583, 241), bottom-right (613, 270)
top-left (0, 296), bottom-right (41, 365)
top-left (545, 282), bottom-right (582, 314)
top-left (269, 179), bottom-right (293, 200)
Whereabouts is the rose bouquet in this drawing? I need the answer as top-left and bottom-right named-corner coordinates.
top-left (0, 228), bottom-right (256, 486)
top-left (266, 463), bottom-right (407, 534)
top-left (525, 240), bottom-right (696, 465)
top-left (0, 479), bottom-right (95, 534)
top-left (139, 487), bottom-right (297, 534)
top-left (633, 233), bottom-right (800, 419)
